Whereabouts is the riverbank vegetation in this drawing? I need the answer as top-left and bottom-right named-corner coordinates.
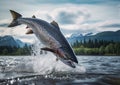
top-left (0, 39), bottom-right (120, 56)
top-left (0, 44), bottom-right (31, 55)
top-left (72, 39), bottom-right (120, 56)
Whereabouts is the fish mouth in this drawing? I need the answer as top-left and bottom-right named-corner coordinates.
top-left (57, 48), bottom-right (77, 62)
top-left (59, 58), bottom-right (76, 68)
top-left (57, 49), bottom-right (76, 68)
top-left (66, 60), bottom-right (76, 68)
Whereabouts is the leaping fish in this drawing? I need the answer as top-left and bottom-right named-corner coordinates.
top-left (8, 10), bottom-right (78, 68)
top-left (25, 15), bottom-right (36, 34)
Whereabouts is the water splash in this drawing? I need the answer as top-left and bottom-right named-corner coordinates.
top-left (32, 54), bottom-right (86, 74)
top-left (30, 40), bottom-right (86, 75)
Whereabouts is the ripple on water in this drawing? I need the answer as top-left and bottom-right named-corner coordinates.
top-left (0, 55), bottom-right (120, 85)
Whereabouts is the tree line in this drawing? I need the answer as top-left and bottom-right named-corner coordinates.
top-left (0, 39), bottom-right (120, 56)
top-left (72, 39), bottom-right (120, 55)
top-left (0, 44), bottom-right (31, 55)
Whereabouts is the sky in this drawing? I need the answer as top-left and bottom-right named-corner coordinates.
top-left (0, 0), bottom-right (120, 43)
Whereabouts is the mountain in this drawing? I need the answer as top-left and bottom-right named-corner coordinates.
top-left (70, 33), bottom-right (83, 38)
top-left (67, 30), bottom-right (120, 44)
top-left (15, 39), bottom-right (26, 47)
top-left (84, 32), bottom-right (93, 36)
top-left (0, 35), bottom-right (25, 47)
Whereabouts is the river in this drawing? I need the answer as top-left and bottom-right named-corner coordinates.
top-left (0, 54), bottom-right (120, 85)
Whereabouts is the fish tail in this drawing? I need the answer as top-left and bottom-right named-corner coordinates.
top-left (8, 10), bottom-right (22, 27)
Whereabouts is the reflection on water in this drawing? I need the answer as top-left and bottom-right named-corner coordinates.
top-left (0, 55), bottom-right (120, 85)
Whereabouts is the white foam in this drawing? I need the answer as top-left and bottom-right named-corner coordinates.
top-left (30, 53), bottom-right (86, 74)
top-left (30, 40), bottom-right (86, 74)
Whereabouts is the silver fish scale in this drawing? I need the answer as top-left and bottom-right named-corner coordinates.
top-left (18, 18), bottom-right (77, 62)
top-left (19, 18), bottom-right (61, 48)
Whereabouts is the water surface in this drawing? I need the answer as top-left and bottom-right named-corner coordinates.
top-left (0, 55), bottom-right (120, 85)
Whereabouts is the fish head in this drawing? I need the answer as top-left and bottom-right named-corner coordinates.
top-left (57, 47), bottom-right (78, 64)
top-left (60, 58), bottom-right (76, 68)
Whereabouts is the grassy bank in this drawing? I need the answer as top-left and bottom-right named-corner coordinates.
top-left (73, 47), bottom-right (120, 56)
top-left (72, 39), bottom-right (120, 56)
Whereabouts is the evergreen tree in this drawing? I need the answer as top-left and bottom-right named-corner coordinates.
top-left (2, 48), bottom-right (8, 55)
top-left (99, 46), bottom-right (105, 55)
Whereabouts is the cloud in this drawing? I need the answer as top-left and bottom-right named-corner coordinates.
top-left (85, 20), bottom-right (120, 32)
top-left (0, 26), bottom-right (36, 43)
top-left (34, 4), bottom-right (119, 35)
top-left (0, 18), bottom-right (37, 43)
top-left (5, 0), bottom-right (119, 4)
top-left (55, 11), bottom-right (78, 24)
top-left (35, 6), bottom-right (119, 35)
top-left (95, 20), bottom-right (120, 28)
top-left (0, 2), bottom-right (119, 43)
top-left (59, 19), bottom-right (120, 36)
top-left (100, 24), bottom-right (120, 28)
top-left (51, 7), bottom-right (90, 24)
top-left (35, 6), bottom-right (90, 25)
top-left (0, 19), bottom-right (10, 27)
top-left (14, 35), bottom-right (37, 43)
top-left (0, 27), bottom-right (12, 36)
top-left (0, 24), bottom-right (8, 27)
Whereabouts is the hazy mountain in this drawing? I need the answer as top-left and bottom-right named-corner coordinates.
top-left (84, 32), bottom-right (93, 36)
top-left (1, 30), bottom-right (120, 47)
top-left (15, 39), bottom-right (26, 47)
top-left (70, 33), bottom-right (83, 38)
top-left (0, 35), bottom-right (25, 47)
top-left (67, 30), bottom-right (120, 44)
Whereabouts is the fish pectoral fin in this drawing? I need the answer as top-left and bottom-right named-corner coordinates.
top-left (41, 47), bottom-right (55, 53)
top-left (26, 28), bottom-right (33, 34)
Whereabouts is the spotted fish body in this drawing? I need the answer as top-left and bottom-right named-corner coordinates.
top-left (8, 10), bottom-right (78, 68)
top-left (20, 18), bottom-right (62, 48)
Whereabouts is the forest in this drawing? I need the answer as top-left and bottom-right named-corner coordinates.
top-left (0, 44), bottom-right (31, 55)
top-left (0, 39), bottom-right (120, 56)
top-left (72, 39), bottom-right (120, 55)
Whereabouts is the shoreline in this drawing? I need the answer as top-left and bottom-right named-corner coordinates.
top-left (76, 55), bottom-right (120, 56)
top-left (0, 55), bottom-right (120, 57)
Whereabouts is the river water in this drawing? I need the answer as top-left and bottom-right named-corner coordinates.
top-left (0, 54), bottom-right (120, 85)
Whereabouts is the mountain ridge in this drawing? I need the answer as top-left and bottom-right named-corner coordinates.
top-left (67, 30), bottom-right (120, 44)
top-left (0, 35), bottom-right (25, 47)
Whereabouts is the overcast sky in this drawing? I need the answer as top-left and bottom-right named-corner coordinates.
top-left (0, 0), bottom-right (120, 43)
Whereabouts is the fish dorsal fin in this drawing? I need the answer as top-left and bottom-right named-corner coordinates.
top-left (32, 15), bottom-right (36, 18)
top-left (50, 21), bottom-right (60, 30)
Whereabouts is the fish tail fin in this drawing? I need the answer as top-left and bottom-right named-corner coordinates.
top-left (8, 10), bottom-right (22, 27)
